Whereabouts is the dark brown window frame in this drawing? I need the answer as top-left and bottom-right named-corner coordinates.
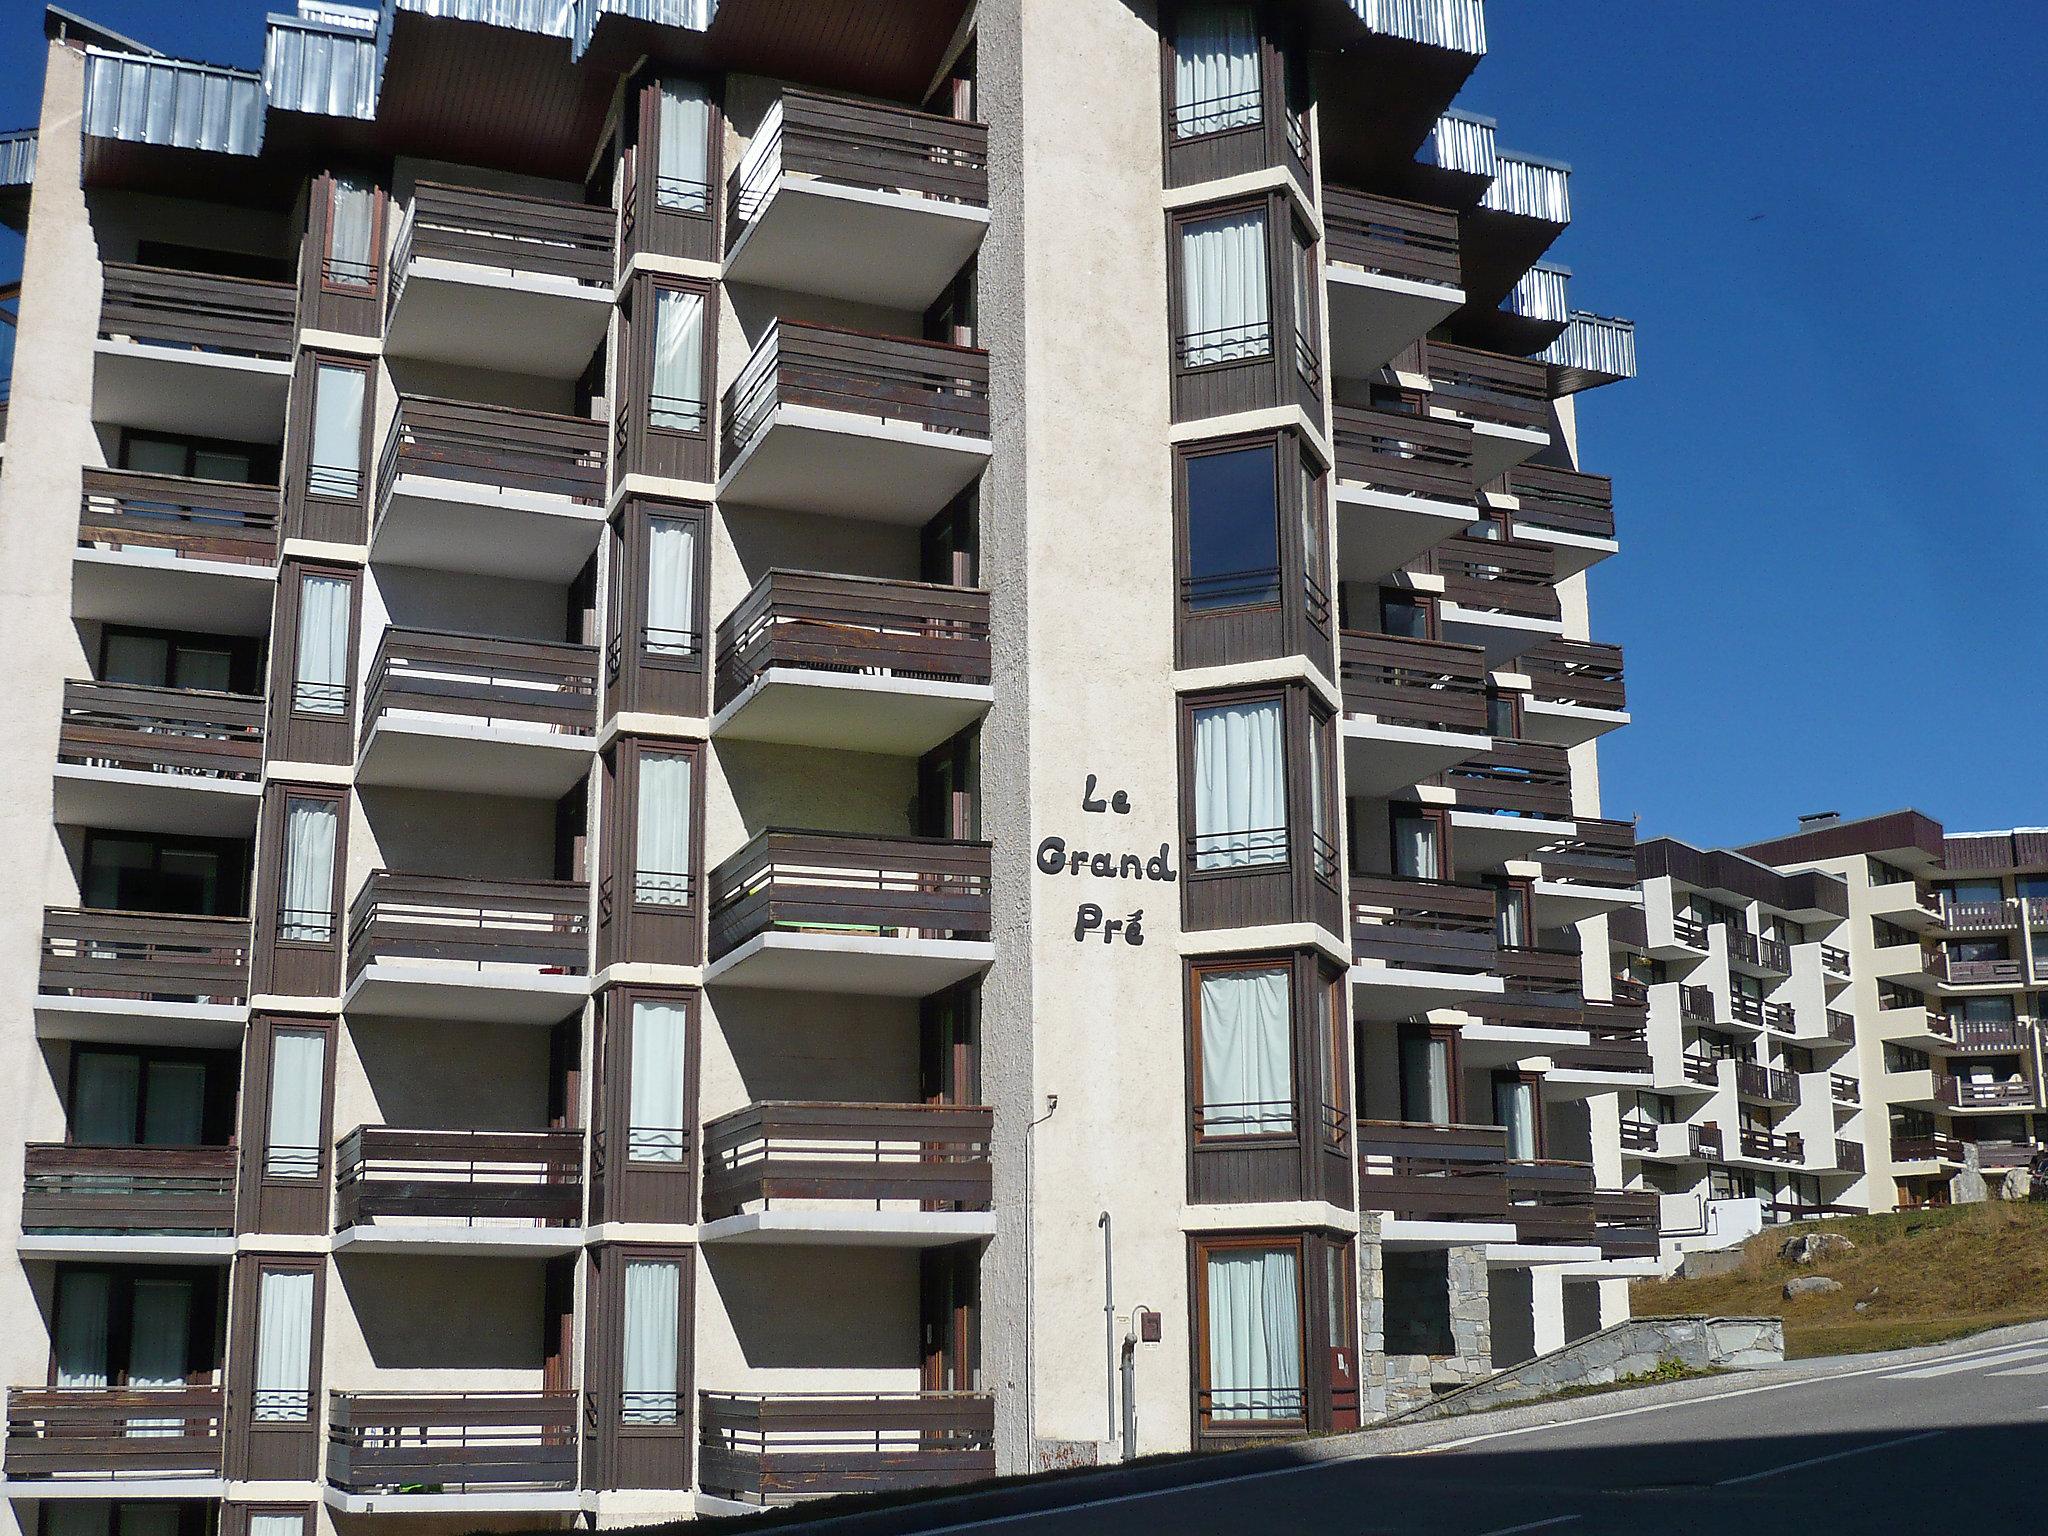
top-left (598, 736), bottom-right (707, 968)
top-left (317, 172), bottom-right (386, 297)
top-left (622, 71), bottom-right (723, 265)
top-left (63, 1040), bottom-right (239, 1148)
top-left (1166, 189), bottom-right (1322, 424)
top-left (616, 272), bottom-right (717, 484)
top-left (280, 561), bottom-right (362, 727)
top-left (1188, 954), bottom-right (1301, 1147)
top-left (604, 497), bottom-right (712, 720)
top-left (1189, 1231), bottom-right (1310, 1433)
top-left (1157, 2), bottom-right (1313, 190)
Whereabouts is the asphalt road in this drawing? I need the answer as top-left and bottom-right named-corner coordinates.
top-left (822, 1330), bottom-right (2048, 1536)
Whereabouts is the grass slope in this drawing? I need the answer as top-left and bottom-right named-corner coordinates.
top-left (1630, 1200), bottom-right (2048, 1359)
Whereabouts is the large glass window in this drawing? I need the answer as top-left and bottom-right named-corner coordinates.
top-left (252, 1267), bottom-right (314, 1421)
top-left (644, 515), bottom-right (697, 657)
top-left (1195, 965), bottom-right (1292, 1138)
top-left (292, 573), bottom-right (352, 716)
top-left (1494, 1076), bottom-right (1537, 1161)
top-left (54, 1270), bottom-right (200, 1393)
top-left (621, 1258), bottom-right (681, 1424)
top-left (102, 628), bottom-right (235, 692)
top-left (627, 999), bottom-right (689, 1163)
top-left (1202, 1242), bottom-right (1303, 1424)
top-left (306, 363), bottom-right (366, 499)
top-left (634, 752), bottom-right (694, 906)
top-left (81, 833), bottom-right (242, 917)
top-left (1390, 811), bottom-right (1440, 881)
top-left (326, 176), bottom-right (376, 287)
top-left (278, 797), bottom-right (338, 944)
top-left (1399, 1027), bottom-right (1452, 1124)
top-left (1184, 445), bottom-right (1279, 610)
top-left (72, 1050), bottom-right (207, 1146)
top-left (655, 80), bottom-right (713, 212)
top-left (1173, 4), bottom-right (1261, 139)
top-left (263, 1029), bottom-right (326, 1180)
top-left (649, 287), bottom-right (706, 432)
top-left (1192, 698), bottom-right (1286, 870)
top-left (1179, 210), bottom-right (1270, 366)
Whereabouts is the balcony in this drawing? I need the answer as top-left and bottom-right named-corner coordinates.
top-left (1939, 1075), bottom-right (2040, 1112)
top-left (1503, 463), bottom-right (1615, 574)
top-left (1336, 631), bottom-right (1488, 795)
top-left (1426, 342), bottom-right (1550, 479)
top-left (4, 1386), bottom-right (225, 1480)
top-left (37, 908), bottom-right (249, 1043)
top-left (1832, 1073), bottom-right (1860, 1105)
top-left (1461, 154), bottom-right (1573, 318)
top-left (54, 681), bottom-right (264, 836)
top-left (698, 1391), bottom-right (995, 1507)
top-left (1952, 1019), bottom-right (2034, 1053)
top-left (1443, 740), bottom-right (1575, 865)
top-left (1592, 1189), bottom-right (1660, 1260)
top-left (1679, 1052), bottom-right (1720, 1089)
top-left (1734, 1062), bottom-right (1801, 1107)
top-left (344, 872), bottom-right (590, 1024)
top-left (385, 182), bottom-right (614, 377)
top-left (1835, 1138), bottom-right (1866, 1174)
top-left (373, 396), bottom-right (607, 581)
top-left (1331, 408), bottom-right (1479, 579)
top-left (1322, 188), bottom-right (1464, 375)
top-left (20, 1143), bottom-right (237, 1240)
top-left (726, 90), bottom-right (989, 310)
top-left (1549, 1012), bottom-right (1652, 1081)
top-left (1533, 818), bottom-right (1639, 925)
top-left (1424, 532), bottom-right (1565, 662)
top-left (1505, 1161), bottom-right (1598, 1250)
top-left (1348, 875), bottom-right (1502, 1020)
top-left (326, 1392), bottom-right (579, 1505)
top-left (1316, 8), bottom-right (1486, 195)
top-left (1726, 929), bottom-right (1792, 977)
top-left (1828, 1008), bottom-right (1856, 1044)
top-left (1936, 896), bottom-right (2015, 934)
top-left (1356, 1122), bottom-right (1513, 1237)
top-left (705, 832), bottom-right (992, 996)
top-left (358, 628), bottom-right (597, 798)
top-left (333, 1127), bottom-right (584, 1254)
top-left (1466, 945), bottom-right (1583, 1055)
top-left (1519, 639), bottom-right (1628, 746)
top-left (719, 322), bottom-right (990, 521)
top-left (1689, 1124), bottom-right (1725, 1160)
top-left (700, 1102), bottom-right (995, 1247)
top-left (94, 264), bottom-right (293, 440)
top-left (1738, 1128), bottom-right (1805, 1165)
top-left (74, 469), bottom-right (278, 634)
top-left (1679, 984), bottom-right (1715, 1024)
top-left (1893, 1132), bottom-right (1966, 1166)
top-left (1934, 951), bottom-right (2026, 990)
top-left (712, 573), bottom-right (992, 757)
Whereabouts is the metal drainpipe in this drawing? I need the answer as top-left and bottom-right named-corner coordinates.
top-left (1099, 1210), bottom-right (1116, 1449)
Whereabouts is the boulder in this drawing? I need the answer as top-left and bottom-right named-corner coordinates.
top-left (1779, 1232), bottom-right (1855, 1265)
top-left (1784, 1276), bottom-right (1843, 1299)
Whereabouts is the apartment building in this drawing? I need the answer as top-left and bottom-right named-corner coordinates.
top-left (0, 0), bottom-right (1645, 1527)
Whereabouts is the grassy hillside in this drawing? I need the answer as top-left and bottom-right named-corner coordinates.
top-left (1630, 1200), bottom-right (2048, 1359)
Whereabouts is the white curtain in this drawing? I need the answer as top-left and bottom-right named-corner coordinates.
top-left (328, 176), bottom-right (375, 283)
top-left (1392, 816), bottom-right (1438, 880)
top-left (1181, 211), bottom-right (1270, 366)
top-left (1494, 888), bottom-right (1527, 949)
top-left (635, 753), bottom-right (693, 906)
top-left (1174, 4), bottom-right (1261, 138)
top-left (650, 288), bottom-right (706, 432)
top-left (253, 1268), bottom-right (314, 1422)
top-left (280, 798), bottom-right (339, 942)
top-left (293, 575), bottom-right (351, 716)
top-left (1205, 1246), bottom-right (1301, 1422)
top-left (307, 364), bottom-right (366, 498)
top-left (74, 1051), bottom-right (140, 1143)
top-left (1496, 1078), bottom-right (1536, 1161)
top-left (1199, 967), bottom-right (1292, 1137)
top-left (248, 1517), bottom-right (304, 1536)
top-left (264, 1030), bottom-right (325, 1180)
top-left (142, 1061), bottom-right (207, 1146)
top-left (622, 1259), bottom-right (681, 1424)
top-left (55, 1270), bottom-right (111, 1388)
top-left (656, 79), bottom-right (712, 212)
top-left (1193, 699), bottom-right (1286, 870)
top-left (125, 1278), bottom-right (192, 1436)
top-left (628, 999), bottom-right (688, 1163)
top-left (1402, 1033), bottom-right (1452, 1124)
top-left (644, 516), bottom-right (697, 657)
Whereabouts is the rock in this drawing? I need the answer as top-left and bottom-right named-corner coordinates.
top-left (1854, 1301), bottom-right (1870, 1313)
top-left (1784, 1276), bottom-right (1843, 1299)
top-left (1779, 1233), bottom-right (1856, 1265)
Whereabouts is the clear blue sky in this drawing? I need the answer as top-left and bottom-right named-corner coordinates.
top-left (3, 0), bottom-right (2042, 847)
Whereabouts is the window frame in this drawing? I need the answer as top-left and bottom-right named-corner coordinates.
top-left (1190, 1232), bottom-right (1309, 1433)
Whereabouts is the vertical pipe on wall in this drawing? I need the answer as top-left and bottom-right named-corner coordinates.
top-left (1098, 1210), bottom-right (1115, 1448)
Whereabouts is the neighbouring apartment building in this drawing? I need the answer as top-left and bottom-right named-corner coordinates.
top-left (0, 0), bottom-right (1647, 1527)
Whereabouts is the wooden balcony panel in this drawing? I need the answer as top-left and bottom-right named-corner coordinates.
top-left (1953, 1019), bottom-right (2033, 1053)
top-left (99, 263), bottom-right (295, 358)
top-left (1681, 1052), bottom-right (1719, 1086)
top-left (345, 872), bottom-right (590, 980)
top-left (1738, 1128), bottom-right (1804, 1163)
top-left (1689, 1124), bottom-right (1725, 1159)
top-left (1323, 187), bottom-right (1461, 287)
top-left (1893, 1133), bottom-right (1966, 1164)
top-left (698, 1390), bottom-right (995, 1505)
top-left (1349, 876), bottom-right (1497, 974)
top-left (1356, 1121), bottom-right (1512, 1222)
top-left (1522, 638), bottom-right (1625, 712)
top-left (700, 1102), bottom-right (993, 1219)
top-left (79, 468), bottom-right (280, 565)
top-left (1939, 954), bottom-right (2026, 987)
top-left (1593, 1189), bottom-right (1660, 1258)
top-left (1427, 342), bottom-right (1550, 432)
top-left (1330, 406), bottom-right (1474, 499)
top-left (57, 681), bottom-right (264, 780)
top-left (1552, 1015), bottom-right (1651, 1076)
top-left (730, 89), bottom-right (989, 231)
top-left (1424, 533), bottom-right (1561, 620)
top-left (1619, 1121), bottom-right (1657, 1152)
top-left (1337, 631), bottom-right (1487, 731)
top-left (1938, 1075), bottom-right (2038, 1110)
top-left (707, 832), bottom-right (991, 962)
top-left (395, 182), bottom-right (614, 289)
top-left (1819, 944), bottom-right (1851, 977)
top-left (1827, 1008), bottom-right (1856, 1043)
top-left (334, 1127), bottom-right (584, 1228)
top-left (1679, 984), bottom-right (1715, 1023)
top-left (723, 322), bottom-right (991, 461)
top-left (326, 1391), bottom-right (579, 1493)
top-left (1830, 1073), bottom-right (1860, 1105)
top-left (714, 572), bottom-right (992, 710)
top-left (1470, 945), bottom-right (1583, 1030)
top-left (1445, 739), bottom-right (1573, 819)
top-left (1538, 816), bottom-right (1635, 889)
top-left (21, 1144), bottom-right (237, 1235)
top-left (379, 395), bottom-right (607, 506)
top-left (1940, 898), bottom-right (2016, 932)
top-left (1505, 463), bottom-right (1614, 541)
top-left (1506, 1159), bottom-right (1597, 1245)
top-left (4, 1387), bottom-right (225, 1478)
top-left (363, 629), bottom-right (598, 735)
top-left (39, 908), bottom-right (251, 1003)
top-left (1835, 1138), bottom-right (1865, 1173)
top-left (1734, 1062), bottom-right (1800, 1106)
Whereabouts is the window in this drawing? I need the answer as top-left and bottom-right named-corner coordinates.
top-left (252, 1267), bottom-right (314, 1421)
top-left (1486, 692), bottom-right (1517, 738)
top-left (1399, 1025), bottom-right (1452, 1124)
top-left (649, 287), bottom-right (706, 432)
top-left (1491, 883), bottom-right (1529, 950)
top-left (1290, 230), bottom-right (1319, 383)
top-left (1380, 592), bottom-right (1431, 640)
top-left (1200, 1241), bottom-right (1303, 1424)
top-left (1389, 811), bottom-right (1439, 881)
top-left (263, 1030), bottom-right (325, 1180)
top-left (1494, 1075), bottom-right (1537, 1161)
top-left (1319, 976), bottom-right (1347, 1145)
top-left (621, 1258), bottom-right (681, 1424)
top-left (1179, 209), bottom-right (1270, 366)
top-left (54, 1269), bottom-right (205, 1391)
top-left (644, 516), bottom-right (698, 656)
top-left (1307, 715), bottom-right (1336, 881)
top-left (1299, 460), bottom-right (1327, 600)
top-left (71, 1049), bottom-right (210, 1146)
top-left (325, 176), bottom-right (376, 288)
top-left (1191, 698), bottom-right (1286, 870)
top-left (655, 80), bottom-right (713, 212)
top-left (627, 999), bottom-right (689, 1163)
top-left (1193, 964), bottom-right (1292, 1138)
top-left (306, 363), bottom-right (366, 499)
top-left (634, 752), bottom-right (694, 906)
top-left (81, 832), bottom-right (244, 917)
top-left (292, 572), bottom-right (351, 716)
top-left (278, 797), bottom-right (338, 943)
top-left (1172, 4), bottom-right (1261, 138)
top-left (101, 627), bottom-right (236, 693)
top-left (120, 430), bottom-right (267, 483)
top-left (1183, 444), bottom-right (1280, 610)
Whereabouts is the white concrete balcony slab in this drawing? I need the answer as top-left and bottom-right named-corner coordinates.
top-left (1438, 602), bottom-right (1565, 665)
top-left (92, 265), bottom-right (294, 441)
top-left (343, 872), bottom-right (591, 1025)
top-left (1331, 408), bottom-right (1479, 581)
top-left (1448, 808), bottom-right (1576, 871)
top-left (71, 548), bottom-right (277, 636)
top-left (1349, 960), bottom-right (1503, 1021)
top-left (697, 1210), bottom-right (997, 1248)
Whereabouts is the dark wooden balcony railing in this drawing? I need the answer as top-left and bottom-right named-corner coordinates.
top-left (378, 395), bottom-right (607, 507)
top-left (334, 1126), bottom-right (583, 1229)
top-left (1671, 911), bottom-right (1709, 949)
top-left (1444, 739), bottom-right (1572, 819)
top-left (1504, 463), bottom-right (1614, 541)
top-left (1689, 1124), bottom-right (1724, 1159)
top-left (1356, 1121), bottom-right (1510, 1222)
top-left (1521, 638), bottom-right (1625, 713)
top-left (345, 872), bottom-right (589, 980)
top-left (327, 1391), bottom-right (579, 1494)
top-left (98, 262), bottom-right (295, 358)
top-left (1551, 1014), bottom-right (1651, 1077)
top-left (1935, 952), bottom-right (2026, 988)
top-left (5, 1387), bottom-right (225, 1477)
top-left (1337, 631), bottom-right (1487, 732)
top-left (723, 322), bottom-right (990, 461)
top-left (1738, 1128), bottom-right (1804, 1163)
top-left (701, 1102), bottom-right (993, 1219)
top-left (1835, 1138), bottom-right (1865, 1173)
top-left (730, 89), bottom-right (989, 232)
top-left (1727, 929), bottom-right (1792, 974)
top-left (1893, 1132), bottom-right (1966, 1164)
top-left (57, 681), bottom-right (263, 781)
top-left (1330, 406), bottom-right (1474, 500)
top-left (1938, 1075), bottom-right (2038, 1110)
top-left (363, 629), bottom-right (598, 737)
top-left (1538, 817), bottom-right (1635, 889)
top-left (1819, 944), bottom-right (1851, 977)
top-left (1827, 1008), bottom-right (1856, 1043)
top-left (1593, 1189), bottom-right (1661, 1258)
top-left (1323, 187), bottom-right (1461, 287)
top-left (1679, 983), bottom-right (1715, 1022)
top-left (1348, 876), bottom-right (1497, 975)
top-left (1619, 1120), bottom-right (1658, 1152)
top-left (1730, 992), bottom-right (1768, 1028)
top-left (1734, 1061), bottom-right (1800, 1105)
top-left (1953, 1019), bottom-right (2033, 1052)
top-left (1427, 342), bottom-right (1550, 433)
top-left (1506, 1160), bottom-right (1597, 1245)
top-left (1940, 897), bottom-right (2016, 932)
top-left (393, 181), bottom-right (614, 291)
top-left (1830, 1073), bottom-right (1860, 1105)
top-left (79, 468), bottom-right (280, 565)
top-left (1472, 945), bottom-right (1583, 1031)
top-left (40, 908), bottom-right (251, 1004)
top-left (1424, 533), bottom-right (1561, 620)
top-left (1681, 1051), bottom-right (1720, 1086)
top-left (707, 832), bottom-right (991, 963)
top-left (714, 572), bottom-right (991, 712)
top-left (698, 1391), bottom-right (996, 1505)
top-left (21, 1144), bottom-right (237, 1235)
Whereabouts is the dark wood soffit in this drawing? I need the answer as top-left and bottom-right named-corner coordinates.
top-left (1734, 809), bottom-right (1947, 871)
